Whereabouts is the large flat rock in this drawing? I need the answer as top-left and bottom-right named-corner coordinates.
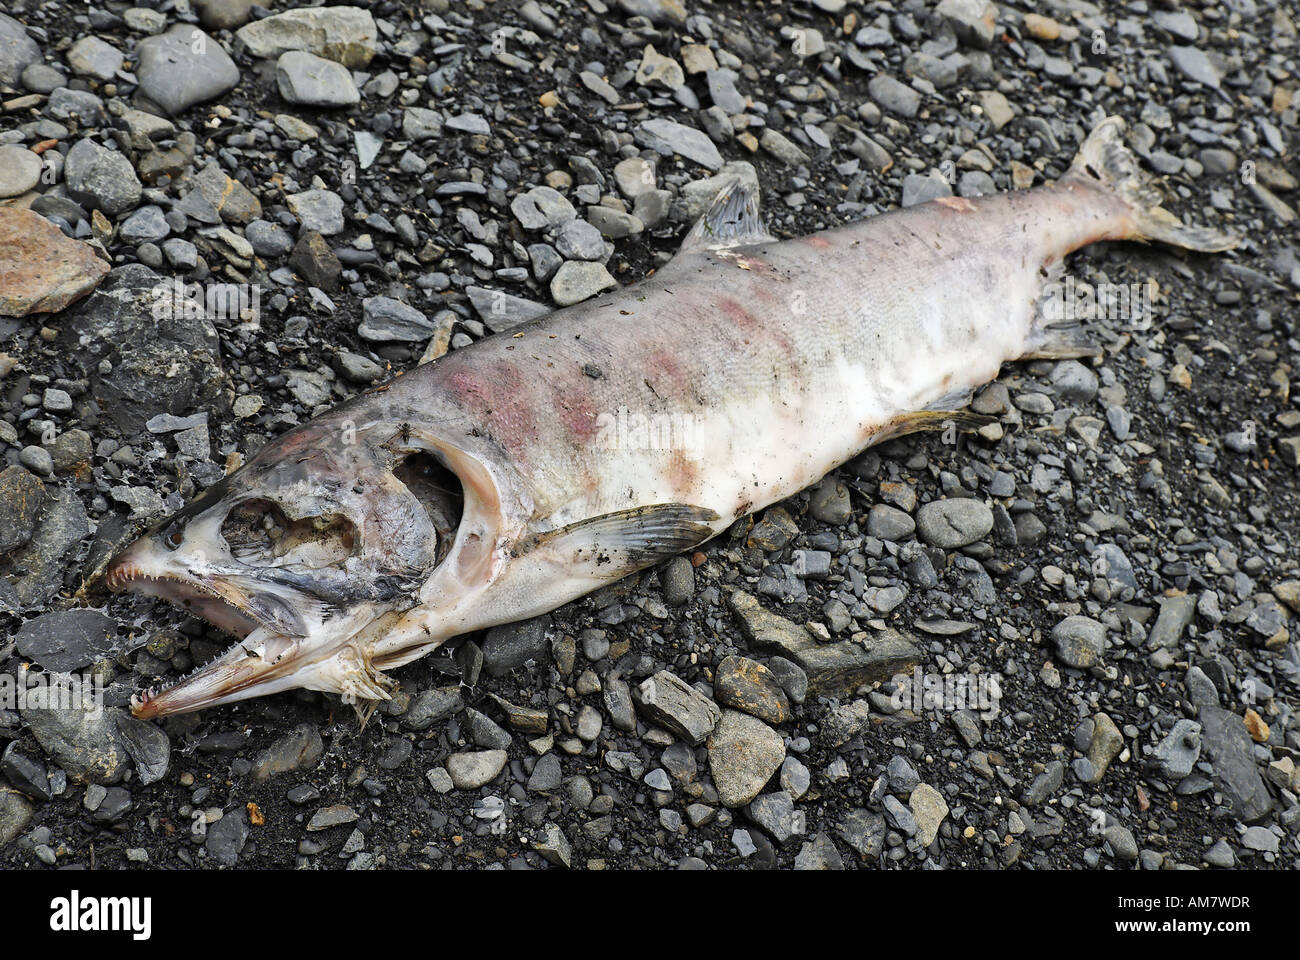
top-left (729, 590), bottom-right (921, 697)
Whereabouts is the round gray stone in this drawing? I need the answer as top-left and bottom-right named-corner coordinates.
top-left (916, 498), bottom-right (993, 548)
top-left (0, 145), bottom-right (41, 198)
top-left (275, 50), bottom-right (359, 107)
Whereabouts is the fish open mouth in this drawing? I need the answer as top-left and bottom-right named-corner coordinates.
top-left (104, 559), bottom-right (318, 719)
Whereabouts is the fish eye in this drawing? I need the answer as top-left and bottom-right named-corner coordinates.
top-left (164, 525), bottom-right (185, 550)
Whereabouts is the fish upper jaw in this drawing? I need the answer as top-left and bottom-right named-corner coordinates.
top-left (104, 532), bottom-right (315, 640)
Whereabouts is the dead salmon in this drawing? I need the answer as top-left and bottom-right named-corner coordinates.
top-left (105, 116), bottom-right (1235, 719)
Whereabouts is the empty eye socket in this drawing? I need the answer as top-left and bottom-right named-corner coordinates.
top-left (221, 498), bottom-right (356, 567)
top-left (163, 522), bottom-right (186, 550)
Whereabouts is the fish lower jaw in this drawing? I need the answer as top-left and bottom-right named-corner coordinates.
top-left (129, 633), bottom-right (285, 719)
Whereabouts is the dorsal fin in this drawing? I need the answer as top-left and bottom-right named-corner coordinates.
top-left (679, 178), bottom-right (776, 253)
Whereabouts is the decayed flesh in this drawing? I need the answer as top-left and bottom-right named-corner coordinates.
top-left (103, 117), bottom-right (1235, 719)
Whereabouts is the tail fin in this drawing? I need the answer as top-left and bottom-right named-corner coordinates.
top-left (1066, 116), bottom-right (1238, 253)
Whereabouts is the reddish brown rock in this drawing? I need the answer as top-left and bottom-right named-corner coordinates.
top-left (714, 655), bottom-right (791, 724)
top-left (0, 207), bottom-right (109, 316)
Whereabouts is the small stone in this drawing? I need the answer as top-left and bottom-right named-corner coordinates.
top-left (135, 26), bottom-right (240, 116)
top-left (554, 219), bottom-right (606, 261)
top-left (65, 139), bottom-right (141, 217)
top-left (867, 504), bottom-right (915, 541)
top-left (868, 74), bottom-right (921, 117)
top-left (0, 145), bottom-right (41, 199)
top-left (481, 616), bottom-right (550, 675)
top-left (635, 117), bottom-right (724, 170)
top-left (1243, 709), bottom-right (1269, 743)
top-left (1086, 713), bottom-right (1124, 782)
top-left (1147, 595), bottom-right (1196, 649)
top-left (550, 260), bottom-right (617, 306)
top-left (67, 37), bottom-right (124, 81)
top-left (1022, 761), bottom-right (1065, 805)
top-left (1, 790), bottom-right (37, 848)
top-left (1240, 826), bottom-right (1278, 854)
top-left (760, 129), bottom-right (810, 166)
top-left (1023, 13), bottom-right (1061, 41)
top-left (358, 296), bottom-right (433, 342)
top-left (253, 724), bottom-right (323, 779)
top-left (21, 693), bottom-right (129, 785)
top-left (445, 750), bottom-right (508, 790)
top-left (937, 0), bottom-right (999, 48)
top-left (714, 656), bottom-right (790, 724)
top-left (466, 285), bottom-right (551, 333)
top-left (708, 710), bottom-right (786, 808)
top-left (532, 823), bottom-right (571, 868)
top-left (0, 465), bottom-right (45, 553)
top-left (1204, 838), bottom-right (1235, 868)
top-left (747, 791), bottom-right (801, 846)
top-left (1104, 824), bottom-right (1139, 861)
top-left (306, 804), bottom-right (358, 831)
top-left (780, 757), bottom-right (811, 799)
top-left (425, 767), bottom-right (453, 794)
top-left (808, 478), bottom-right (851, 524)
top-left (235, 6), bottom-right (378, 68)
top-left (635, 44), bottom-right (684, 90)
top-left (916, 499), bottom-right (993, 548)
top-left (1052, 615), bottom-right (1106, 668)
top-left (246, 220), bottom-right (293, 258)
top-left (287, 189), bottom-right (345, 236)
top-left (1152, 719), bottom-right (1201, 780)
top-left (276, 51), bottom-right (359, 107)
top-left (290, 232), bottom-right (341, 290)
top-left (635, 671), bottom-right (721, 745)
top-left (194, 0), bottom-right (255, 30)
top-left (1168, 45), bottom-right (1221, 89)
top-left (909, 782), bottom-right (949, 846)
top-left (586, 206), bottom-right (643, 239)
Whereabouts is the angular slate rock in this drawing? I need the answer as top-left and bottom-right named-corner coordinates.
top-left (15, 609), bottom-right (118, 672)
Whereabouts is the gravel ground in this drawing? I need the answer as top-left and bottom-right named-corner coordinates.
top-left (1, 0), bottom-right (1298, 872)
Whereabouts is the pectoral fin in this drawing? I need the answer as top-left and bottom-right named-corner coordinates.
top-left (515, 503), bottom-right (720, 579)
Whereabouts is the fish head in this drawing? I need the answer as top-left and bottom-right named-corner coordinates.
top-left (105, 413), bottom-right (466, 718)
